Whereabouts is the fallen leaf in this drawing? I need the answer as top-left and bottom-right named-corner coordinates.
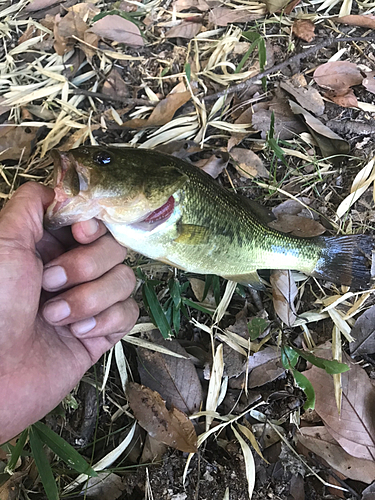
top-left (137, 330), bottom-right (202, 415)
top-left (252, 422), bottom-right (284, 448)
top-left (230, 148), bottom-right (268, 178)
top-left (270, 270), bottom-right (298, 326)
top-left (272, 197), bottom-right (312, 217)
top-left (0, 125), bottom-right (38, 161)
top-left (349, 305), bottom-right (375, 356)
top-left (289, 100), bottom-right (349, 162)
top-left (297, 426), bottom-right (375, 484)
top-left (292, 19), bottom-right (315, 42)
top-left (25, 0), bottom-right (61, 11)
top-left (122, 89), bottom-right (191, 128)
top-left (127, 382), bottom-right (198, 453)
top-left (264, 0), bottom-right (290, 13)
top-left (102, 68), bottom-right (129, 99)
top-left (208, 7), bottom-right (264, 26)
top-left (140, 435), bottom-right (168, 464)
top-left (194, 151), bottom-right (229, 178)
top-left (252, 95), bottom-right (305, 140)
top-left (327, 88), bottom-right (358, 108)
top-left (362, 71), bottom-right (375, 95)
top-left (268, 214), bottom-right (326, 237)
top-left (228, 106), bottom-right (253, 150)
top-left (173, 0), bottom-right (210, 11)
top-left (166, 21), bottom-right (202, 39)
top-left (313, 61), bottom-right (363, 96)
top-left (85, 473), bottom-right (126, 499)
top-left (90, 15), bottom-right (144, 46)
top-left (280, 79), bottom-right (324, 116)
top-left (305, 350), bottom-right (375, 461)
top-left (53, 10), bottom-right (89, 55)
top-left (247, 346), bottom-right (285, 388)
top-left (336, 14), bottom-right (375, 29)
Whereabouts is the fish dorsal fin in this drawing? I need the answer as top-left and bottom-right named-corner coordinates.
top-left (175, 224), bottom-right (210, 244)
top-left (222, 271), bottom-right (266, 290)
top-left (239, 196), bottom-right (276, 225)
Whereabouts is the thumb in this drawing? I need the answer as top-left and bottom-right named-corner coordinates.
top-left (0, 183), bottom-right (54, 250)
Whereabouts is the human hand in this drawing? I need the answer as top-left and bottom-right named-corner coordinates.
top-left (0, 182), bottom-right (138, 444)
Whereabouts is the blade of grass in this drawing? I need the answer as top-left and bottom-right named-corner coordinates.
top-left (29, 426), bottom-right (59, 500)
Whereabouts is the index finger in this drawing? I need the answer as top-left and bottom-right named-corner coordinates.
top-left (71, 219), bottom-right (108, 245)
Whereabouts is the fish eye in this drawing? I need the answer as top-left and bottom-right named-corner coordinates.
top-left (94, 151), bottom-right (112, 166)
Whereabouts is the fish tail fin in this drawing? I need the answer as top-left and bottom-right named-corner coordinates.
top-left (313, 234), bottom-right (374, 289)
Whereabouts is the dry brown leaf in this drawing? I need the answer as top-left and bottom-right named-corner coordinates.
top-left (25, 0), bottom-right (61, 11)
top-left (280, 79), bottom-right (324, 116)
top-left (288, 100), bottom-right (349, 161)
top-left (54, 11), bottom-right (88, 55)
top-left (208, 7), bottom-right (263, 26)
top-left (349, 305), bottom-right (375, 356)
top-left (173, 0), bottom-right (210, 11)
top-left (137, 330), bottom-right (202, 415)
top-left (313, 61), bottom-right (363, 96)
top-left (305, 350), bottom-right (375, 461)
top-left (230, 148), bottom-right (268, 179)
top-left (336, 14), bottom-right (375, 29)
top-left (362, 71), bottom-right (375, 95)
top-left (247, 347), bottom-right (285, 388)
top-left (0, 125), bottom-right (38, 161)
top-left (264, 0), bottom-right (290, 14)
top-left (292, 19), bottom-right (315, 42)
top-left (127, 382), bottom-right (198, 453)
top-left (298, 426), bottom-right (375, 484)
top-left (270, 270), bottom-right (298, 326)
top-left (194, 151), bottom-right (229, 178)
top-left (328, 88), bottom-right (358, 108)
top-left (228, 106), bottom-right (253, 150)
top-left (252, 96), bottom-right (305, 140)
top-left (102, 68), bottom-right (129, 99)
top-left (272, 197), bottom-right (312, 217)
top-left (268, 214), bottom-right (326, 237)
top-left (90, 15), bottom-right (144, 46)
top-left (85, 473), bottom-right (126, 499)
top-left (122, 90), bottom-right (191, 128)
top-left (166, 21), bottom-right (202, 39)
top-left (140, 435), bottom-right (168, 464)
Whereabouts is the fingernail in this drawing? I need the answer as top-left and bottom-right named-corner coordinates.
top-left (43, 266), bottom-right (67, 290)
top-left (83, 219), bottom-right (99, 237)
top-left (43, 300), bottom-right (71, 323)
top-left (71, 317), bottom-right (96, 336)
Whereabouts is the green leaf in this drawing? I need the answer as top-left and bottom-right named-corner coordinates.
top-left (172, 304), bottom-right (181, 333)
top-left (182, 297), bottom-right (213, 315)
top-left (143, 280), bottom-right (173, 339)
top-left (212, 275), bottom-right (221, 305)
top-left (247, 317), bottom-right (269, 341)
top-left (281, 345), bottom-right (299, 369)
top-left (235, 39), bottom-right (258, 74)
top-left (5, 428), bottom-right (28, 473)
top-left (185, 63), bottom-right (191, 82)
top-left (202, 275), bottom-right (213, 302)
top-left (258, 36), bottom-right (266, 71)
top-left (293, 348), bottom-right (350, 374)
top-left (291, 369), bottom-right (316, 410)
top-left (29, 427), bottom-right (59, 500)
top-left (32, 422), bottom-right (97, 477)
top-left (168, 278), bottom-right (181, 308)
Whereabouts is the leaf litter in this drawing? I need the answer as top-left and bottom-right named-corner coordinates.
top-left (3, 0), bottom-right (375, 498)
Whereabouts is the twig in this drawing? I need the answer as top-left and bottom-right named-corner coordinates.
top-left (69, 88), bottom-right (156, 107)
top-left (204, 36), bottom-right (375, 101)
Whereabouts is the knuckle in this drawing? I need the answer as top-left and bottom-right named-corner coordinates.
top-left (75, 253), bottom-right (98, 281)
top-left (113, 265), bottom-right (136, 295)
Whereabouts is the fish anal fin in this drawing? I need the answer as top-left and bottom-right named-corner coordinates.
top-left (223, 271), bottom-right (266, 290)
top-left (175, 224), bottom-right (210, 245)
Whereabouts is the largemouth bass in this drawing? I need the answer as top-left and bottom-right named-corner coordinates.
top-left (45, 146), bottom-right (373, 290)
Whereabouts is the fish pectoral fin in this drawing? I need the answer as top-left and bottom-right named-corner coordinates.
top-left (174, 224), bottom-right (210, 244)
top-left (223, 271), bottom-right (266, 290)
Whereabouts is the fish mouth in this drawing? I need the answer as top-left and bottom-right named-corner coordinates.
top-left (45, 150), bottom-right (96, 229)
